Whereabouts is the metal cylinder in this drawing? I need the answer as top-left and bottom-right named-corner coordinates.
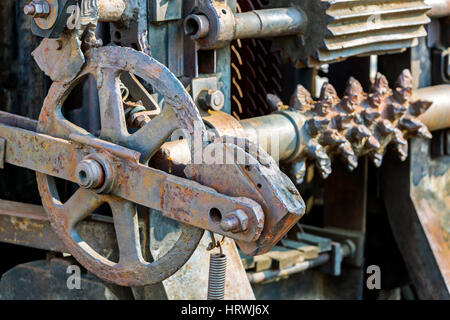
top-left (184, 7), bottom-right (307, 45)
top-left (240, 112), bottom-right (302, 161)
top-left (158, 85), bottom-right (449, 165)
top-left (426, 0), bottom-right (450, 18)
top-left (234, 8), bottom-right (307, 39)
top-left (417, 85), bottom-right (450, 131)
top-left (184, 14), bottom-right (211, 40)
top-left (99, 0), bottom-right (127, 22)
top-left (207, 253), bottom-right (227, 300)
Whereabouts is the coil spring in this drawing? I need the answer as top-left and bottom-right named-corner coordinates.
top-left (207, 253), bottom-right (227, 300)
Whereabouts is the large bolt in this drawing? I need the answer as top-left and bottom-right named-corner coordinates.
top-left (75, 159), bottom-right (105, 189)
top-left (220, 209), bottom-right (248, 233)
top-left (197, 89), bottom-right (225, 111)
top-left (24, 1), bottom-right (50, 18)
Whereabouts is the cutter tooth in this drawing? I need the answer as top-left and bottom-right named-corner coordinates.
top-left (399, 116), bottom-right (424, 131)
top-left (362, 108), bottom-right (381, 123)
top-left (365, 136), bottom-right (381, 150)
top-left (392, 129), bottom-right (408, 146)
top-left (290, 160), bottom-right (307, 185)
top-left (409, 100), bottom-right (433, 116)
top-left (350, 125), bottom-right (371, 141)
top-left (388, 102), bottom-right (407, 120)
top-left (340, 77), bottom-right (364, 113)
top-left (371, 152), bottom-right (384, 168)
top-left (309, 144), bottom-right (332, 179)
top-left (334, 113), bottom-right (354, 130)
top-left (266, 93), bottom-right (285, 111)
top-left (377, 119), bottom-right (396, 135)
top-left (338, 142), bottom-right (358, 171)
top-left (307, 117), bottom-right (330, 136)
top-left (320, 82), bottom-right (339, 102)
top-left (416, 126), bottom-right (432, 139)
top-left (371, 73), bottom-right (390, 95)
top-left (290, 85), bottom-right (313, 111)
top-left (314, 82), bottom-right (339, 116)
top-left (393, 143), bottom-right (408, 161)
top-left (394, 69), bottom-right (413, 103)
top-left (321, 129), bottom-right (346, 146)
top-left (345, 77), bottom-right (364, 98)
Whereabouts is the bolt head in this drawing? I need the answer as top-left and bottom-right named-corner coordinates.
top-left (220, 209), bottom-right (248, 233)
top-left (75, 159), bottom-right (105, 189)
top-left (24, 1), bottom-right (50, 18)
top-left (24, 4), bottom-right (36, 16)
top-left (198, 89), bottom-right (225, 111)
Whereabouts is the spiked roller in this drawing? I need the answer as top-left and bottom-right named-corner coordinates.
top-left (270, 69), bottom-right (432, 183)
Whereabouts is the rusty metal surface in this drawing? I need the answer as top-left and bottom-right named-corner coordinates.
top-left (382, 138), bottom-right (450, 299)
top-left (0, 44), bottom-right (306, 286)
top-left (409, 139), bottom-right (450, 293)
top-left (417, 85), bottom-right (450, 131)
top-left (162, 71), bottom-right (440, 184)
top-left (0, 199), bottom-right (121, 259)
top-left (269, 0), bottom-right (431, 66)
top-left (185, 137), bottom-right (305, 255)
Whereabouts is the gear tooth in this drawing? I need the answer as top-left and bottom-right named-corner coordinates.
top-left (291, 160), bottom-right (307, 185)
top-left (389, 102), bottom-right (407, 120)
top-left (351, 125), bottom-right (371, 140)
top-left (395, 69), bottom-right (413, 90)
top-left (372, 153), bottom-right (384, 167)
top-left (307, 117), bottom-right (330, 136)
top-left (323, 129), bottom-right (346, 146)
top-left (290, 85), bottom-right (313, 111)
top-left (371, 72), bottom-right (390, 94)
top-left (393, 70), bottom-right (413, 103)
top-left (320, 82), bottom-right (339, 102)
top-left (392, 129), bottom-right (407, 146)
top-left (410, 100), bottom-right (433, 116)
top-left (378, 119), bottom-right (396, 135)
top-left (365, 136), bottom-right (381, 150)
top-left (309, 144), bottom-right (332, 179)
top-left (345, 77), bottom-right (364, 96)
top-left (399, 116), bottom-right (423, 131)
top-left (416, 126), bottom-right (432, 139)
top-left (267, 93), bottom-right (284, 111)
top-left (363, 108), bottom-right (381, 123)
top-left (394, 144), bottom-right (408, 161)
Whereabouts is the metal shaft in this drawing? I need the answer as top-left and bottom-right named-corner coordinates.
top-left (426, 0), bottom-right (450, 18)
top-left (185, 7), bottom-right (307, 41)
top-left (159, 84), bottom-right (450, 165)
top-left (234, 8), bottom-right (307, 39)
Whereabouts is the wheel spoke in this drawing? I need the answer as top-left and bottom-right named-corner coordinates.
top-left (97, 68), bottom-right (129, 143)
top-left (128, 105), bottom-right (180, 162)
top-left (110, 199), bottom-right (145, 267)
top-left (58, 188), bottom-right (103, 230)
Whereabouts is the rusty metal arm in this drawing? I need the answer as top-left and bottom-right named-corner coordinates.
top-left (0, 120), bottom-right (264, 243)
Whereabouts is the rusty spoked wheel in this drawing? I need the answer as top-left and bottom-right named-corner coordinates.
top-left (36, 46), bottom-right (205, 286)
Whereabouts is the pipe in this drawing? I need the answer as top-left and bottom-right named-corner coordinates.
top-left (417, 85), bottom-right (450, 131)
top-left (184, 7), bottom-right (307, 42)
top-left (426, 0), bottom-right (450, 18)
top-left (234, 8), bottom-right (307, 39)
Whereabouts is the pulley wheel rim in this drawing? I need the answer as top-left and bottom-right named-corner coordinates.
top-left (36, 46), bottom-right (205, 286)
